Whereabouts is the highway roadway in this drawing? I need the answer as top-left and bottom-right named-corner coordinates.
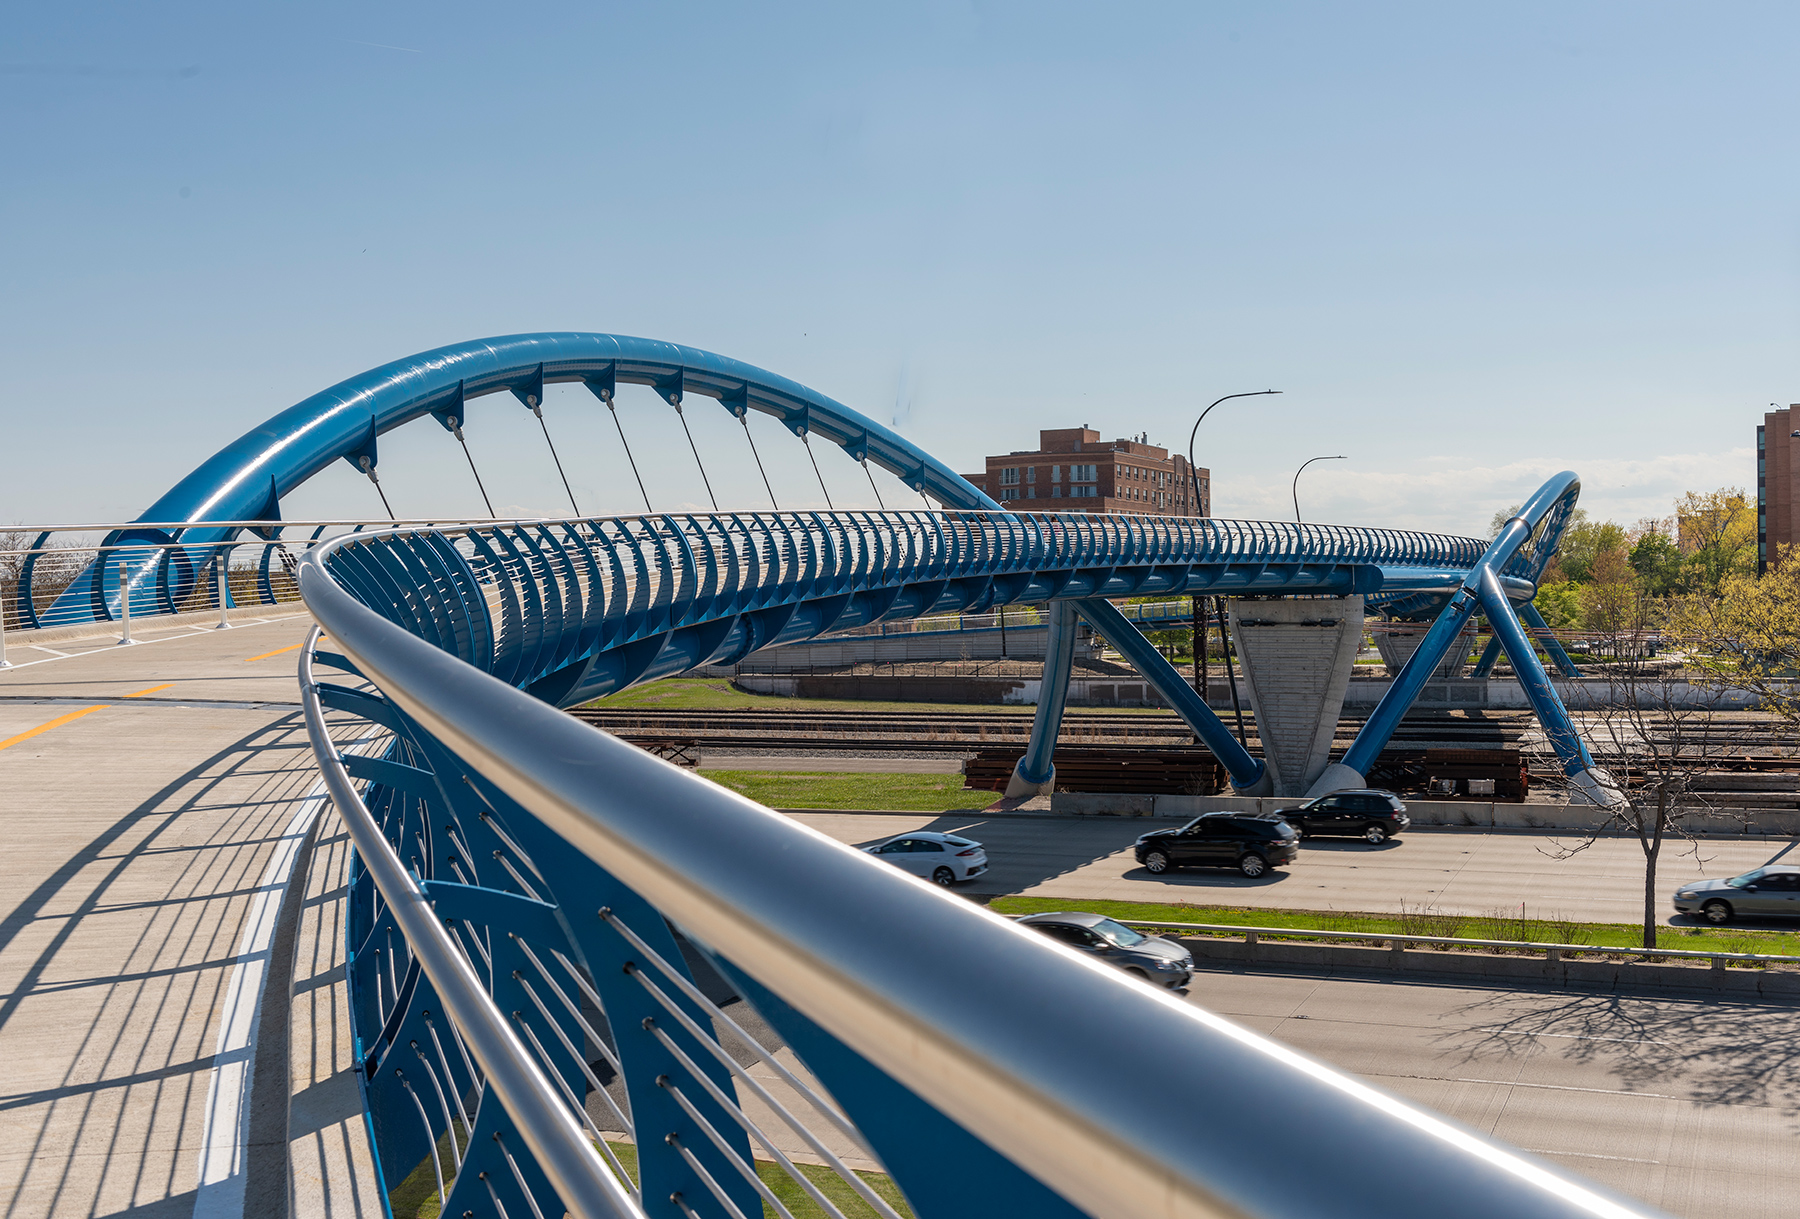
top-left (1189, 967), bottom-right (1800, 1217)
top-left (786, 811), bottom-right (1797, 924)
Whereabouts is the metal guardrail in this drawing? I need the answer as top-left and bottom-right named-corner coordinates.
top-left (1123, 920), bottom-right (1800, 969)
top-left (297, 524), bottom-right (1666, 1219)
top-left (0, 518), bottom-right (526, 638)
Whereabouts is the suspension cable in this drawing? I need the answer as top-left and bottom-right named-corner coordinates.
top-left (669, 393), bottom-right (718, 510)
top-left (801, 432), bottom-right (833, 510)
top-left (357, 456), bottom-right (395, 520)
top-left (739, 413), bottom-right (778, 509)
top-left (526, 394), bottom-right (580, 515)
top-left (861, 457), bottom-right (886, 510)
top-left (603, 390), bottom-right (652, 513)
top-left (447, 416), bottom-right (496, 517)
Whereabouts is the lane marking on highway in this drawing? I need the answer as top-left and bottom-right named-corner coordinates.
top-left (1472, 1027), bottom-right (1672, 1045)
top-left (126, 684), bottom-right (175, 698)
top-left (242, 643), bottom-right (304, 663)
top-left (1524, 1149), bottom-right (1662, 1165)
top-left (0, 705), bottom-right (110, 753)
top-left (1450, 1077), bottom-right (1674, 1099)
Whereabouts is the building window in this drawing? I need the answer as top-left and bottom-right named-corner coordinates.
top-left (1051, 465), bottom-right (1062, 482)
top-left (1026, 466), bottom-right (1037, 483)
top-left (1070, 464), bottom-right (1097, 483)
top-left (999, 487), bottom-right (1020, 500)
top-left (1000, 467), bottom-right (1020, 485)
top-left (1026, 486), bottom-right (1036, 498)
top-left (1052, 486), bottom-right (1063, 498)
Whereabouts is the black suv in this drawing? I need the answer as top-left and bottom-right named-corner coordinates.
top-left (1276, 789), bottom-right (1410, 843)
top-left (1134, 813), bottom-right (1299, 878)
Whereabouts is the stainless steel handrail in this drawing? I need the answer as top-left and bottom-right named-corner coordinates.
top-left (297, 533), bottom-right (1663, 1219)
top-left (0, 517), bottom-right (549, 534)
top-left (297, 632), bottom-right (642, 1219)
top-left (1120, 920), bottom-right (1800, 965)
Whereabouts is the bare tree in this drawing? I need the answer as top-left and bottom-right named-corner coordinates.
top-left (1544, 579), bottom-right (1728, 948)
top-left (0, 529), bottom-right (88, 629)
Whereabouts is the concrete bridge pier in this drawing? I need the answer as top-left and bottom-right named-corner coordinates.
top-left (1227, 596), bottom-right (1365, 797)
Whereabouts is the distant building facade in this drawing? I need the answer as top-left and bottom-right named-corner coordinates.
top-left (1759, 405), bottom-right (1800, 573)
top-left (960, 428), bottom-right (1209, 517)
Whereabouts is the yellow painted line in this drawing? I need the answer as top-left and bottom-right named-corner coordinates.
top-left (243, 644), bottom-right (303, 663)
top-left (0, 706), bottom-right (110, 754)
top-left (126, 684), bottom-right (175, 698)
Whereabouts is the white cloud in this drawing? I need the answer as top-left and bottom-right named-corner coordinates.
top-left (1214, 447), bottom-right (1755, 538)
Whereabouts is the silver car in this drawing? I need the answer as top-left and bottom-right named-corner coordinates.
top-left (1673, 865), bottom-right (1800, 924)
top-left (863, 831), bottom-right (989, 886)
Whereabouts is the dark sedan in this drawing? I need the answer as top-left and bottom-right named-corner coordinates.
top-left (1017, 912), bottom-right (1193, 989)
top-left (1275, 789), bottom-right (1410, 843)
top-left (1134, 813), bottom-right (1299, 878)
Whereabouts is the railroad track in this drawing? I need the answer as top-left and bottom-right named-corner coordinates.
top-left (571, 706), bottom-right (1532, 749)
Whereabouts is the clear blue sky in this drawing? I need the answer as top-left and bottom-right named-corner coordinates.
top-left (3, 1), bottom-right (1793, 535)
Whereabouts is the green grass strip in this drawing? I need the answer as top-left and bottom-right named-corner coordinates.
top-left (988, 895), bottom-right (1800, 958)
top-left (583, 676), bottom-right (1167, 715)
top-left (699, 769), bottom-right (995, 812)
top-left (395, 1137), bottom-right (915, 1219)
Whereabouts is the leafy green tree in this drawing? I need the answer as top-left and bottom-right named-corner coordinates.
top-left (1671, 546), bottom-right (1800, 723)
top-left (1628, 530), bottom-right (1683, 597)
top-left (1532, 581), bottom-right (1584, 630)
top-left (1675, 489), bottom-right (1756, 596)
top-left (1555, 518), bottom-right (1628, 584)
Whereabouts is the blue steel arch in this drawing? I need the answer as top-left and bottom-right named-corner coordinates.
top-left (55, 332), bottom-right (1000, 623)
top-left (83, 331), bottom-right (1594, 795)
top-left (66, 332), bottom-right (1578, 627)
top-left (51, 331), bottom-right (1603, 804)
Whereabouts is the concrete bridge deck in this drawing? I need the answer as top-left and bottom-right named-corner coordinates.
top-left (0, 614), bottom-right (375, 1218)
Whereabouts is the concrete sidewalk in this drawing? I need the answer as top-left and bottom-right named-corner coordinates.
top-left (0, 616), bottom-right (375, 1217)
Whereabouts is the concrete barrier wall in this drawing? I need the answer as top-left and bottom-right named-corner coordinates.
top-left (738, 624), bottom-right (1104, 667)
top-left (734, 672), bottom-right (1183, 706)
top-left (1173, 934), bottom-right (1800, 999)
top-left (726, 671), bottom-right (1773, 711)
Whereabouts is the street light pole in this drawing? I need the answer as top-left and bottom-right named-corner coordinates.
top-left (1291, 454), bottom-right (1347, 523)
top-left (1186, 390), bottom-right (1280, 750)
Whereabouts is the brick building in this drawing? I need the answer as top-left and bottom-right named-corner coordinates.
top-left (960, 428), bottom-right (1209, 516)
top-left (1759, 405), bottom-right (1800, 573)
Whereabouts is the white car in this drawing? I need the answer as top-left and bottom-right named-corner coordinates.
top-left (863, 831), bottom-right (988, 886)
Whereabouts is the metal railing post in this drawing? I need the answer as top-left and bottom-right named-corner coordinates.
top-left (0, 584), bottom-right (11, 669)
top-left (117, 560), bottom-right (136, 646)
top-left (215, 549), bottom-right (232, 629)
